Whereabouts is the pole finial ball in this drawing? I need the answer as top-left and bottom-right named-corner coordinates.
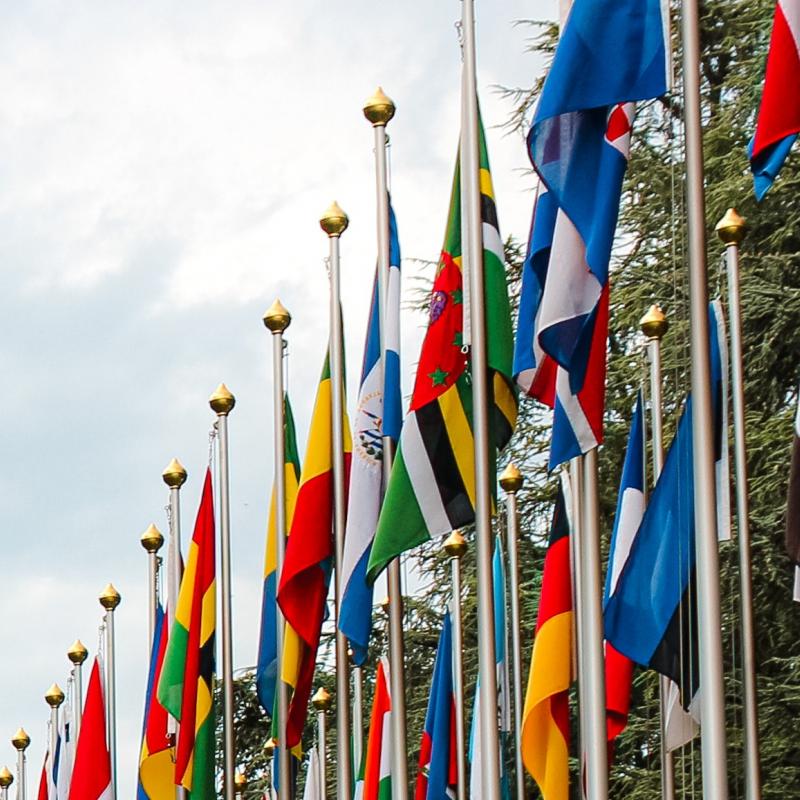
top-left (264, 737), bottom-right (277, 758)
top-left (99, 583), bottom-right (121, 610)
top-left (44, 683), bottom-right (65, 709)
top-left (444, 530), bottom-right (468, 559)
top-left (162, 457), bottom-right (188, 488)
top-left (639, 304), bottom-right (669, 341)
top-left (715, 208), bottom-right (747, 246)
top-left (11, 729), bottom-right (29, 752)
top-left (311, 686), bottom-right (333, 711)
top-left (363, 87), bottom-right (396, 127)
top-left (209, 383), bottom-right (236, 416)
top-left (140, 523), bottom-right (164, 553)
top-left (499, 463), bottom-right (524, 493)
top-left (67, 639), bottom-right (88, 665)
top-left (0, 767), bottom-right (13, 787)
top-left (234, 771), bottom-right (246, 790)
top-left (320, 201), bottom-right (349, 237)
top-left (263, 299), bottom-right (292, 333)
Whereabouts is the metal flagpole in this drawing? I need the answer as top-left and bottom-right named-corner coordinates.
top-left (99, 583), bottom-right (121, 800)
top-left (11, 729), bottom-right (29, 800)
top-left (352, 653), bottom-right (364, 776)
top-left (640, 304), bottom-right (676, 800)
top-left (264, 299), bottom-right (293, 800)
top-left (499, 465), bottom-right (525, 800)
top-left (0, 766), bottom-right (12, 800)
top-left (363, 87), bottom-right (409, 800)
top-left (210, 384), bottom-right (237, 800)
top-left (67, 640), bottom-right (88, 739)
top-left (320, 202), bottom-right (353, 800)
top-left (460, 1), bottom-right (501, 797)
top-left (444, 532), bottom-right (468, 800)
top-left (716, 209), bottom-right (761, 800)
top-left (140, 524), bottom-right (164, 652)
top-left (45, 684), bottom-right (65, 786)
top-left (681, 0), bottom-right (729, 790)
top-left (312, 688), bottom-right (332, 800)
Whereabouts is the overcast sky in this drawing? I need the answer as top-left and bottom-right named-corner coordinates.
top-left (0, 0), bottom-right (551, 792)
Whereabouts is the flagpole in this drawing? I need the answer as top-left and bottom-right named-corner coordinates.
top-left (363, 87), bottom-right (409, 800)
top-left (444, 532), bottom-right (468, 800)
top-left (210, 383), bottom-right (238, 800)
top-left (499, 465), bottom-right (525, 800)
top-left (11, 729), bottom-right (29, 800)
top-left (352, 654), bottom-right (364, 776)
top-left (0, 766), bottom-right (12, 800)
top-left (45, 684), bottom-right (64, 785)
top-left (99, 583), bottom-right (121, 800)
top-left (681, 0), bottom-right (729, 790)
top-left (312, 688), bottom-right (332, 800)
top-left (264, 299), bottom-right (294, 800)
top-left (320, 202), bottom-right (353, 800)
top-left (140, 524), bottom-right (164, 652)
top-left (640, 304), bottom-right (676, 800)
top-left (67, 640), bottom-right (88, 739)
top-left (716, 209), bottom-right (761, 800)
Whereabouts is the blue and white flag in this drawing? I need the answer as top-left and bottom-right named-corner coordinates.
top-left (54, 700), bottom-right (74, 800)
top-left (384, 202), bottom-right (402, 444)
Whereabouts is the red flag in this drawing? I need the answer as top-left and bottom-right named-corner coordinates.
top-left (37, 756), bottom-right (49, 800)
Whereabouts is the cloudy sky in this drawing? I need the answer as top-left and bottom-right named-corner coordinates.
top-left (0, 0), bottom-right (551, 791)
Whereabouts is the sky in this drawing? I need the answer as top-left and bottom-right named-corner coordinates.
top-left (0, 0), bottom-right (552, 792)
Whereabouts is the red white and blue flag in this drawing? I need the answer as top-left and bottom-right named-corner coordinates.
top-left (750, 0), bottom-right (800, 200)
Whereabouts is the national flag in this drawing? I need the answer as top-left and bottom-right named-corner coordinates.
top-left (366, 114), bottom-right (517, 582)
top-left (749, 0), bottom-right (800, 199)
top-left (363, 658), bottom-right (393, 800)
top-left (786, 385), bottom-right (800, 600)
top-left (278, 352), bottom-right (352, 747)
top-left (520, 482), bottom-right (573, 800)
top-left (415, 613), bottom-right (458, 800)
top-left (37, 754), bottom-right (49, 800)
top-left (158, 470), bottom-right (216, 799)
top-left (54, 698), bottom-right (73, 800)
top-left (385, 200), bottom-right (403, 443)
top-left (710, 300), bottom-right (731, 542)
top-left (68, 658), bottom-right (112, 800)
top-left (256, 396), bottom-right (301, 713)
top-left (302, 747), bottom-right (322, 800)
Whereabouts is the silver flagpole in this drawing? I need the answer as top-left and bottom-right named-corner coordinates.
top-left (444, 532), bottom-right (468, 800)
top-left (312, 688), bottom-right (332, 800)
top-left (140, 524), bottom-right (164, 652)
top-left (499, 465), bottom-right (525, 800)
top-left (716, 209), bottom-right (761, 800)
top-left (67, 640), bottom-right (88, 739)
top-left (45, 684), bottom-right (65, 783)
top-left (210, 384), bottom-right (237, 800)
top-left (351, 653), bottom-right (364, 776)
top-left (0, 766), bottom-right (12, 800)
top-left (682, 0), bottom-right (729, 790)
top-left (11, 729), bottom-right (29, 800)
top-left (363, 87), bottom-right (409, 800)
top-left (461, 1), bottom-right (501, 797)
top-left (264, 299), bottom-right (293, 800)
top-left (100, 583), bottom-right (121, 800)
top-left (640, 304), bottom-right (676, 800)
top-left (320, 202), bottom-right (353, 800)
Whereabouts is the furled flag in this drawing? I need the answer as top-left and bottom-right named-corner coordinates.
top-left (786, 386), bottom-right (800, 600)
top-left (521, 481), bottom-right (573, 800)
top-left (366, 114), bottom-right (517, 583)
top-left (68, 658), bottom-right (111, 800)
top-left (301, 747), bottom-right (322, 800)
top-left (340, 203), bottom-right (402, 664)
top-left (415, 613), bottom-right (457, 800)
top-left (363, 658), bottom-right (393, 800)
top-left (278, 352), bottom-right (352, 747)
top-left (158, 470), bottom-right (216, 799)
top-left (256, 396), bottom-right (301, 713)
top-left (138, 605), bottom-right (173, 800)
top-left (54, 698), bottom-right (73, 800)
top-left (469, 536), bottom-right (511, 800)
top-left (749, 0), bottom-right (800, 200)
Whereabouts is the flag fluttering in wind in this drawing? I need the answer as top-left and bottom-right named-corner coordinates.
top-left (158, 470), bottom-right (216, 799)
top-left (367, 115), bottom-right (516, 583)
top-left (256, 396), bottom-right (301, 713)
top-left (521, 482), bottom-right (573, 800)
top-left (363, 658), bottom-right (393, 800)
top-left (786, 386), bottom-right (800, 600)
top-left (278, 353), bottom-right (352, 747)
top-left (415, 613), bottom-right (457, 800)
top-left (749, 0), bottom-right (800, 199)
top-left (68, 658), bottom-right (111, 800)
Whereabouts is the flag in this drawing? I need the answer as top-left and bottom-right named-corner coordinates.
top-left (158, 470), bottom-right (216, 799)
top-left (54, 699), bottom-right (73, 800)
top-left (710, 300), bottom-right (731, 542)
top-left (415, 613), bottom-right (457, 800)
top-left (68, 658), bottom-right (111, 800)
top-left (366, 114), bottom-right (517, 582)
top-left (278, 352), bottom-right (352, 747)
top-left (786, 385), bottom-right (800, 600)
top-left (385, 200), bottom-right (403, 443)
top-left (302, 747), bottom-right (322, 800)
top-left (749, 0), bottom-right (800, 200)
top-left (521, 482), bottom-right (573, 800)
top-left (256, 396), bottom-right (301, 712)
top-left (37, 754), bottom-right (49, 800)
top-left (363, 658), bottom-right (393, 800)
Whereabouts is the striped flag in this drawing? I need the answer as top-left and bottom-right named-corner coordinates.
top-left (366, 114), bottom-right (517, 583)
top-left (521, 483), bottom-right (573, 800)
top-left (385, 201), bottom-right (403, 443)
top-left (363, 658), bottom-right (393, 800)
top-left (54, 699), bottom-right (73, 800)
top-left (158, 470), bottom-right (216, 799)
top-left (786, 385), bottom-right (800, 600)
top-left (277, 353), bottom-right (352, 747)
top-left (257, 396), bottom-right (301, 713)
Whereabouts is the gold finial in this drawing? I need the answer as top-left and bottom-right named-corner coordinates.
top-left (264, 737), bottom-right (277, 758)
top-left (45, 683), bottom-right (65, 709)
top-left (209, 383), bottom-right (236, 416)
top-left (363, 87), bottom-right (396, 127)
top-left (67, 639), bottom-right (88, 665)
top-left (140, 523), bottom-right (164, 554)
top-left (0, 767), bottom-right (13, 787)
top-left (444, 531), bottom-right (468, 559)
top-left (499, 463), bottom-right (524, 494)
top-left (715, 207), bottom-right (747, 246)
top-left (311, 686), bottom-right (333, 711)
top-left (234, 771), bottom-right (247, 790)
top-left (263, 299), bottom-right (292, 333)
top-left (379, 596), bottom-right (390, 614)
top-left (162, 457), bottom-right (188, 488)
top-left (319, 201), bottom-right (349, 237)
top-left (639, 304), bottom-right (669, 341)
top-left (99, 583), bottom-right (121, 610)
top-left (11, 729), bottom-right (29, 752)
